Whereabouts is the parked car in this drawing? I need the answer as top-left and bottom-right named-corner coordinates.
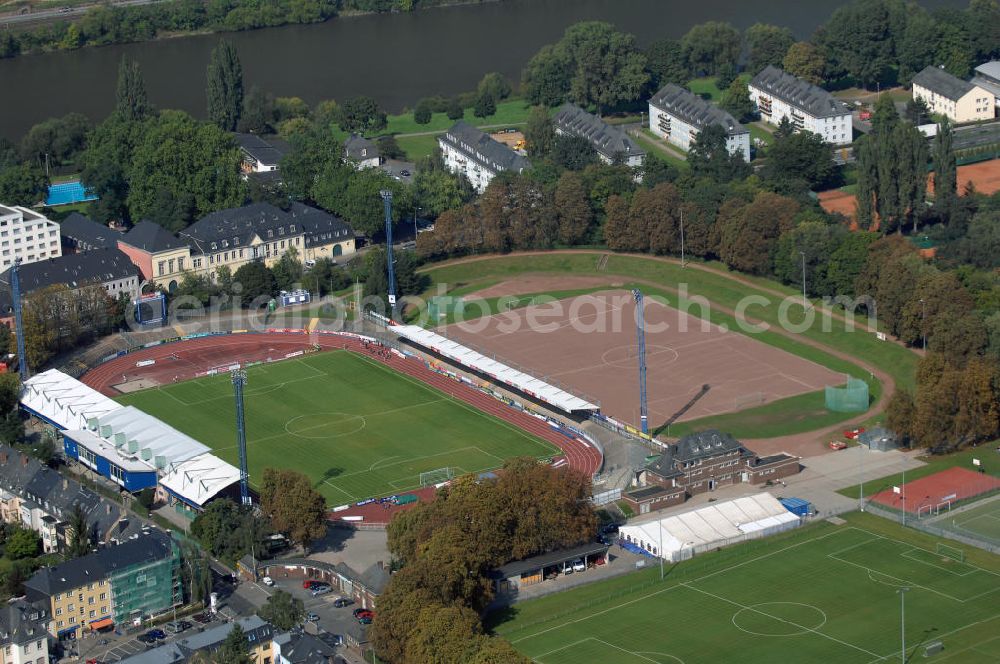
top-left (571, 559), bottom-right (586, 572)
top-left (829, 441), bottom-right (848, 450)
top-left (843, 428), bottom-right (866, 440)
top-left (333, 597), bottom-right (353, 608)
top-left (262, 576), bottom-right (275, 586)
top-left (192, 613), bottom-right (212, 624)
top-left (399, 169), bottom-right (411, 177)
top-left (311, 585), bottom-right (332, 596)
top-left (164, 621), bottom-right (183, 634)
top-left (139, 629), bottom-right (165, 643)
top-left (306, 612), bottom-right (320, 622)
top-left (178, 620), bottom-right (192, 631)
top-left (303, 580), bottom-right (320, 589)
top-left (353, 608), bottom-right (374, 624)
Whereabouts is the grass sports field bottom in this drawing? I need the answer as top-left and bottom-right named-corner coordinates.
top-left (929, 496), bottom-right (1000, 547)
top-left (495, 513), bottom-right (1000, 663)
top-left (116, 350), bottom-right (558, 504)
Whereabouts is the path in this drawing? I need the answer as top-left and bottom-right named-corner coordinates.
top-left (419, 250), bottom-right (914, 456)
top-left (392, 121), bottom-right (526, 139)
top-left (628, 126), bottom-right (688, 161)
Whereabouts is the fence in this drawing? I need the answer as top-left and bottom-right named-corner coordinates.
top-left (864, 503), bottom-right (1000, 555)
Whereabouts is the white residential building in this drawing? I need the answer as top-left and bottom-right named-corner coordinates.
top-left (971, 61), bottom-right (1000, 111)
top-left (648, 84), bottom-right (751, 162)
top-left (748, 65), bottom-right (853, 145)
top-left (0, 601), bottom-right (50, 664)
top-left (552, 103), bottom-right (645, 167)
top-left (344, 134), bottom-right (382, 170)
top-left (912, 65), bottom-right (995, 123)
top-left (438, 121), bottom-right (531, 193)
top-left (0, 205), bottom-right (62, 271)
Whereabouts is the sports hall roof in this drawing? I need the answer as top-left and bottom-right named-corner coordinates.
top-left (389, 324), bottom-right (599, 414)
top-left (95, 406), bottom-right (210, 469)
top-left (620, 493), bottom-right (799, 561)
top-left (21, 369), bottom-right (123, 431)
top-left (159, 453), bottom-right (241, 508)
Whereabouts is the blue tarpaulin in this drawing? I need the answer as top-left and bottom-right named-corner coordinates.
top-left (779, 497), bottom-right (812, 517)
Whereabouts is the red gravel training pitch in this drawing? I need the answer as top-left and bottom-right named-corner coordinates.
top-left (443, 292), bottom-right (843, 430)
top-left (870, 467), bottom-right (1000, 515)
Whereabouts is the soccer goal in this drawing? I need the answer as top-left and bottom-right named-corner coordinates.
top-left (733, 392), bottom-right (766, 409)
top-left (936, 542), bottom-right (965, 563)
top-left (420, 467), bottom-right (455, 487)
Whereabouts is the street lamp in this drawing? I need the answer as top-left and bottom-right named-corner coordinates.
top-left (413, 206), bottom-right (422, 240)
top-left (919, 298), bottom-right (926, 351)
top-left (898, 587), bottom-right (910, 664)
top-left (679, 209), bottom-right (686, 268)
top-left (799, 251), bottom-right (807, 303)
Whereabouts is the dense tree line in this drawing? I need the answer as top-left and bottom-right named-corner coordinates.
top-left (0, 0), bottom-right (495, 59)
top-left (372, 458), bottom-right (595, 664)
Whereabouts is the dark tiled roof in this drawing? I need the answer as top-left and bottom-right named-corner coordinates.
top-left (24, 529), bottom-right (174, 597)
top-left (552, 104), bottom-right (644, 160)
top-left (0, 247), bottom-right (138, 313)
top-left (275, 631), bottom-right (336, 664)
top-left (120, 220), bottom-right (186, 253)
top-left (646, 430), bottom-right (751, 479)
top-left (235, 133), bottom-right (290, 166)
top-left (287, 202), bottom-right (355, 248)
top-left (624, 485), bottom-right (681, 501)
top-left (344, 134), bottom-right (379, 161)
top-left (0, 600), bottom-right (48, 647)
top-left (649, 84), bottom-right (748, 136)
top-left (493, 541), bottom-right (609, 578)
top-left (750, 65), bottom-right (851, 118)
top-left (438, 121), bottom-right (531, 174)
top-left (181, 202), bottom-right (295, 254)
top-left (912, 66), bottom-right (976, 101)
top-left (60, 213), bottom-right (120, 250)
top-left (333, 560), bottom-right (389, 595)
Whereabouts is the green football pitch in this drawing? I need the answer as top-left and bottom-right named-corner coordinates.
top-left (930, 497), bottom-right (1000, 548)
top-left (495, 513), bottom-right (1000, 663)
top-left (116, 350), bottom-right (558, 504)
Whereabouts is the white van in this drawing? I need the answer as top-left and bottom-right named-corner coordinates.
top-left (571, 559), bottom-right (586, 573)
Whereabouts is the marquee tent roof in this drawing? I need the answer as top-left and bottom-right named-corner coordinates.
top-left (619, 493), bottom-right (799, 561)
top-left (95, 406), bottom-right (209, 469)
top-left (21, 369), bottom-right (123, 431)
top-left (158, 453), bottom-right (241, 508)
top-left (388, 324), bottom-right (598, 414)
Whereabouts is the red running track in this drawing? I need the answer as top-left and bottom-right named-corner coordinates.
top-left (80, 332), bottom-right (603, 524)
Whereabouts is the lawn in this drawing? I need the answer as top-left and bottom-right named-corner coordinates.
top-left (687, 76), bottom-right (724, 101)
top-left (494, 512), bottom-right (1000, 663)
top-left (634, 129), bottom-right (689, 170)
top-left (395, 134), bottom-right (443, 161)
top-left (115, 350), bottom-right (558, 504)
top-left (382, 98), bottom-right (532, 137)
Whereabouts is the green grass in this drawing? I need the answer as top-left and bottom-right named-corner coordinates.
top-left (937, 498), bottom-right (1000, 545)
top-left (666, 390), bottom-right (833, 439)
top-left (382, 98), bottom-right (531, 136)
top-left (423, 253), bottom-right (918, 392)
top-left (494, 512), bottom-right (1000, 664)
top-left (748, 123), bottom-right (774, 148)
top-left (115, 350), bottom-right (558, 504)
top-left (688, 77), bottom-right (724, 101)
top-left (634, 129), bottom-right (689, 170)
top-left (836, 443), bottom-right (1000, 502)
top-left (395, 134), bottom-right (444, 161)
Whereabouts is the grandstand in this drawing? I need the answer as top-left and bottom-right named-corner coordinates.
top-left (21, 369), bottom-right (123, 430)
top-left (619, 493), bottom-right (801, 562)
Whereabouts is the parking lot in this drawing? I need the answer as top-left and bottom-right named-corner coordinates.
top-left (69, 612), bottom-right (224, 663)
top-left (263, 576), bottom-right (369, 645)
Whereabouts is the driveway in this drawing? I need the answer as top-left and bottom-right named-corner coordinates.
top-left (266, 576), bottom-right (369, 646)
top-left (382, 159), bottom-right (415, 185)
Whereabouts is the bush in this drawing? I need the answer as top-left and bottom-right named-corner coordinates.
top-left (413, 100), bottom-right (433, 125)
top-left (446, 98), bottom-right (464, 121)
top-left (137, 487), bottom-right (156, 509)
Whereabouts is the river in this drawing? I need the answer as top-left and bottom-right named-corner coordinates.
top-left (0, 0), bottom-right (968, 140)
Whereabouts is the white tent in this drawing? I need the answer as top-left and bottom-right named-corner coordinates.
top-left (159, 453), bottom-right (241, 508)
top-left (388, 324), bottom-right (598, 414)
top-left (619, 493), bottom-right (800, 562)
top-left (21, 369), bottom-right (122, 431)
top-left (94, 406), bottom-right (210, 470)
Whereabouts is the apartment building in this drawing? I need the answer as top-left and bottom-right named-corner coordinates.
top-left (0, 205), bottom-right (62, 271)
top-left (648, 84), bottom-right (751, 161)
top-left (438, 121), bottom-right (531, 193)
top-left (0, 600), bottom-right (50, 664)
top-left (552, 103), bottom-right (645, 167)
top-left (117, 220), bottom-right (191, 290)
top-left (748, 65), bottom-right (853, 145)
top-left (912, 65), bottom-right (995, 123)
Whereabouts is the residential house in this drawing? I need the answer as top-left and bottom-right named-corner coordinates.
top-left (648, 84), bottom-right (751, 161)
top-left (273, 631), bottom-right (337, 664)
top-left (0, 248), bottom-right (140, 326)
top-left (115, 616), bottom-right (275, 664)
top-left (0, 600), bottom-right (50, 664)
top-left (59, 213), bottom-right (120, 254)
top-left (912, 65), bottom-right (995, 123)
top-left (626, 430), bottom-right (800, 514)
top-left (24, 529), bottom-right (180, 639)
top-left (0, 205), bottom-right (61, 271)
top-left (179, 202), bottom-right (355, 280)
top-left (552, 103), bottom-right (645, 166)
top-left (117, 221), bottom-right (191, 290)
top-left (438, 121), bottom-right (531, 193)
top-left (0, 443), bottom-right (142, 554)
top-left (971, 61), bottom-right (1000, 111)
top-left (344, 134), bottom-right (381, 169)
top-left (235, 133), bottom-right (291, 175)
top-left (748, 65), bottom-right (853, 145)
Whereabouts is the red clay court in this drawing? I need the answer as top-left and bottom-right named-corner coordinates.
top-left (869, 467), bottom-right (1000, 515)
top-left (442, 291), bottom-right (842, 431)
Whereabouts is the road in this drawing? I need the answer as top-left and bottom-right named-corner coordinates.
top-left (0, 0), bottom-right (166, 26)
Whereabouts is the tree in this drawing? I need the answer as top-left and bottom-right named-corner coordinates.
top-left (904, 96), bottom-right (930, 125)
top-left (271, 246), bottom-right (303, 292)
top-left (719, 77), bottom-right (755, 123)
top-left (280, 124), bottom-right (341, 201)
top-left (761, 129), bottom-right (837, 193)
top-left (746, 23), bottom-right (795, 73)
top-left (445, 97), bottom-right (464, 121)
top-left (718, 191), bottom-right (800, 275)
top-left (191, 499), bottom-right (267, 565)
top-left (335, 96), bottom-right (387, 134)
top-left (680, 21), bottom-right (741, 76)
top-left (258, 589), bottom-right (304, 630)
top-left (473, 90), bottom-right (496, 118)
top-left (259, 469), bottom-right (327, 552)
top-left (521, 43), bottom-right (573, 106)
top-left (238, 85), bottom-right (275, 134)
top-left (550, 135), bottom-right (598, 171)
top-left (206, 39), bottom-right (244, 131)
top-left (115, 56), bottom-right (151, 122)
top-left (524, 106), bottom-right (555, 158)
top-left (405, 604), bottom-right (482, 664)
top-left (886, 388), bottom-right (916, 446)
top-left (687, 124), bottom-right (751, 183)
top-left (477, 72), bottom-right (512, 102)
top-left (231, 261), bottom-right (277, 305)
top-left (815, 0), bottom-right (898, 87)
top-left (66, 505), bottom-right (93, 558)
top-left (0, 165), bottom-right (47, 207)
top-left (644, 38), bottom-right (689, 89)
top-left (554, 171), bottom-right (593, 245)
top-left (19, 113), bottom-right (91, 167)
top-left (773, 221), bottom-right (845, 296)
top-left (413, 99), bottom-right (433, 125)
top-left (216, 624), bottom-right (251, 664)
top-left (932, 116), bottom-right (957, 220)
top-left (6, 527), bottom-right (40, 560)
top-left (413, 168), bottom-right (469, 218)
top-left (783, 41), bottom-right (825, 85)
